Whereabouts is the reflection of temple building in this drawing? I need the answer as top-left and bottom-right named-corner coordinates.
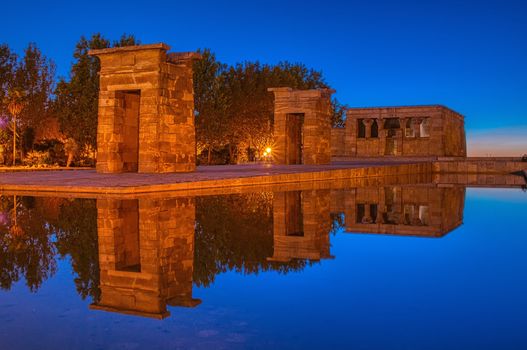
top-left (267, 185), bottom-right (465, 263)
top-left (269, 190), bottom-right (334, 262)
top-left (340, 186), bottom-right (465, 237)
top-left (90, 197), bottom-right (200, 319)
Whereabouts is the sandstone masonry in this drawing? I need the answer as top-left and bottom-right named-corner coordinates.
top-left (335, 105), bottom-right (467, 158)
top-left (89, 43), bottom-right (200, 173)
top-left (268, 87), bottom-right (335, 165)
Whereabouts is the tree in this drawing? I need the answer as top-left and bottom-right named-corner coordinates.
top-left (0, 44), bottom-right (17, 164)
top-left (193, 51), bottom-right (332, 165)
top-left (53, 34), bottom-right (110, 152)
top-left (53, 33), bottom-right (140, 153)
top-left (0, 43), bottom-right (17, 113)
top-left (193, 49), bottom-right (229, 164)
top-left (220, 60), bottom-right (328, 163)
top-left (4, 88), bottom-right (25, 165)
top-left (13, 43), bottom-right (55, 155)
top-left (331, 98), bottom-right (347, 128)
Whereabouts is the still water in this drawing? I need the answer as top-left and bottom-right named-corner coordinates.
top-left (0, 181), bottom-right (526, 349)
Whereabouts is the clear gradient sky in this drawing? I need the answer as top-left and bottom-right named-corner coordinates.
top-left (2, 0), bottom-right (526, 155)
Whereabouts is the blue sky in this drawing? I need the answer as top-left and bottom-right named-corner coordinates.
top-left (2, 0), bottom-right (526, 155)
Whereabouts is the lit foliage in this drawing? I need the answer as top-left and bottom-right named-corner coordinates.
top-left (194, 51), bottom-right (346, 164)
top-left (0, 42), bottom-right (55, 162)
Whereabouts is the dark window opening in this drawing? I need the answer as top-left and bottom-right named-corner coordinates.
top-left (371, 120), bottom-right (379, 138)
top-left (358, 119), bottom-right (366, 138)
top-left (356, 203), bottom-right (378, 224)
top-left (370, 204), bottom-right (378, 222)
top-left (356, 204), bottom-right (365, 223)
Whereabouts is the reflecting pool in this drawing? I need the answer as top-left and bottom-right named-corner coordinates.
top-left (0, 178), bottom-right (526, 349)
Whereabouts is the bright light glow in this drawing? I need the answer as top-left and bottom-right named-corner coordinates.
top-left (265, 147), bottom-right (272, 154)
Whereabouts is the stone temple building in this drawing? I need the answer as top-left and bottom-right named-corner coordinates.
top-left (89, 43), bottom-right (200, 173)
top-left (331, 105), bottom-right (466, 158)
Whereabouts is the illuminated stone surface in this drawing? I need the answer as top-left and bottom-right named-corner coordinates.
top-left (268, 87), bottom-right (335, 165)
top-left (89, 44), bottom-right (200, 173)
top-left (333, 105), bottom-right (467, 158)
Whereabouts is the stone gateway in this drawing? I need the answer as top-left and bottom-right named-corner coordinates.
top-left (268, 87), bottom-right (335, 165)
top-left (89, 43), bottom-right (200, 173)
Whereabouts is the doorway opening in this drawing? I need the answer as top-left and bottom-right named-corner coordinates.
top-left (116, 90), bottom-right (140, 172)
top-left (285, 113), bottom-right (304, 164)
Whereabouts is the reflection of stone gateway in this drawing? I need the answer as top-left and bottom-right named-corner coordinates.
top-left (269, 190), bottom-right (334, 262)
top-left (89, 44), bottom-right (200, 173)
top-left (91, 197), bottom-right (200, 319)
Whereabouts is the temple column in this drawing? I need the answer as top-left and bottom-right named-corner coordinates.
top-left (363, 119), bottom-right (373, 139)
top-left (412, 118), bottom-right (423, 138)
top-left (377, 118), bottom-right (385, 156)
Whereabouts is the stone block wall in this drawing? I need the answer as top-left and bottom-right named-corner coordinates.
top-left (337, 105), bottom-right (466, 158)
top-left (330, 128), bottom-right (346, 157)
top-left (433, 158), bottom-right (526, 174)
top-left (268, 88), bottom-right (334, 165)
top-left (89, 44), bottom-right (199, 173)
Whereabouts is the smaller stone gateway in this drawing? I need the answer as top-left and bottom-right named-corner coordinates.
top-left (89, 43), bottom-right (200, 173)
top-left (268, 87), bottom-right (335, 165)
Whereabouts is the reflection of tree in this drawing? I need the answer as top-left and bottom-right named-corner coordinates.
top-left (0, 196), bottom-right (56, 292)
top-left (194, 193), bottom-right (311, 287)
top-left (1, 193), bottom-right (315, 299)
top-left (51, 199), bottom-right (100, 301)
top-left (0, 196), bottom-right (99, 301)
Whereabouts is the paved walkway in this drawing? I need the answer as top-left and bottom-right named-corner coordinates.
top-left (0, 160), bottom-right (426, 194)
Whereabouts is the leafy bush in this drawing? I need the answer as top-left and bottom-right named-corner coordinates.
top-left (24, 150), bottom-right (52, 167)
